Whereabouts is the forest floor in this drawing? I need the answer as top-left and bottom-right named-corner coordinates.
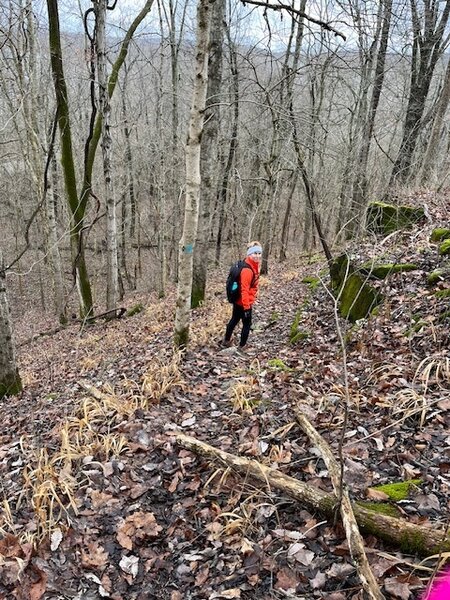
top-left (0, 193), bottom-right (449, 600)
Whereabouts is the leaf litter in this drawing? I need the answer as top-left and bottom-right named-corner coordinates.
top-left (0, 194), bottom-right (449, 599)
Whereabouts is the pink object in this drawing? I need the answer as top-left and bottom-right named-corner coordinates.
top-left (422, 569), bottom-right (450, 600)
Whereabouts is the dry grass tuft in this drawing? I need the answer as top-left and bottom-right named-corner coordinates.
top-left (414, 354), bottom-right (450, 393)
top-left (228, 375), bottom-right (260, 414)
top-left (190, 297), bottom-right (229, 348)
top-left (141, 351), bottom-right (185, 406)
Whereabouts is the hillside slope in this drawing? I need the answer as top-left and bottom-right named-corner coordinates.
top-left (0, 198), bottom-right (449, 600)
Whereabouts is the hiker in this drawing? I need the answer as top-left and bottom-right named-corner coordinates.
top-left (222, 241), bottom-right (262, 350)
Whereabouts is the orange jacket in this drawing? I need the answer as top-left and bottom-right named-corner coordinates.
top-left (237, 257), bottom-right (260, 310)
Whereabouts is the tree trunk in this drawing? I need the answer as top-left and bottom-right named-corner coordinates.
top-left (46, 0), bottom-right (94, 318)
top-left (46, 156), bottom-right (67, 324)
top-left (390, 0), bottom-right (450, 186)
top-left (174, 0), bottom-right (214, 348)
top-left (215, 24), bottom-right (239, 266)
top-left (95, 0), bottom-right (119, 312)
top-left (192, 0), bottom-right (224, 308)
top-left (0, 256), bottom-right (22, 398)
top-left (350, 0), bottom-right (392, 232)
top-left (177, 433), bottom-right (450, 557)
top-left (420, 58), bottom-right (450, 184)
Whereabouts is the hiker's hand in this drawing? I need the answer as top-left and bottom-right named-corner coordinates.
top-left (244, 309), bottom-right (252, 319)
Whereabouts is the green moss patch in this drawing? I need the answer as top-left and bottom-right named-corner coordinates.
top-left (372, 479), bottom-right (422, 501)
top-left (439, 239), bottom-right (450, 256)
top-left (359, 263), bottom-right (418, 280)
top-left (427, 269), bottom-right (446, 285)
top-left (302, 275), bottom-right (320, 291)
top-left (267, 358), bottom-right (292, 371)
top-left (356, 501), bottom-right (401, 518)
top-left (435, 288), bottom-right (450, 299)
top-left (430, 228), bottom-right (450, 242)
top-left (289, 310), bottom-right (310, 344)
top-left (366, 201), bottom-right (425, 234)
top-left (126, 303), bottom-right (144, 317)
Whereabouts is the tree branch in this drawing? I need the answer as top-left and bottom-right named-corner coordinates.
top-left (239, 0), bottom-right (346, 40)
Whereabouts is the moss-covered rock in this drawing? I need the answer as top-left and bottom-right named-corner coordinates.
top-left (439, 239), bottom-right (450, 255)
top-left (126, 303), bottom-right (144, 317)
top-left (366, 201), bottom-right (425, 234)
top-left (0, 370), bottom-right (22, 398)
top-left (267, 358), bottom-right (292, 371)
top-left (359, 262), bottom-right (418, 279)
top-left (330, 254), bottom-right (383, 322)
top-left (430, 228), bottom-right (450, 242)
top-left (339, 273), bottom-right (383, 322)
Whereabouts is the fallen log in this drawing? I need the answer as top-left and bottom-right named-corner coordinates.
top-left (296, 411), bottom-right (384, 600)
top-left (176, 433), bottom-right (450, 557)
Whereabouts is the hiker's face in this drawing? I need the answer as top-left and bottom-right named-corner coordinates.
top-left (250, 252), bottom-right (262, 263)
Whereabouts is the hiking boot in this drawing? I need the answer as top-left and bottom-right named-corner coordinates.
top-left (219, 339), bottom-right (233, 348)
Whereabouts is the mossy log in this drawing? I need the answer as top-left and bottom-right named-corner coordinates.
top-left (177, 433), bottom-right (450, 557)
top-left (366, 201), bottom-right (425, 234)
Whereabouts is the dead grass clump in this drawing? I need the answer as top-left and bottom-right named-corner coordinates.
top-left (141, 351), bottom-right (185, 406)
top-left (414, 353), bottom-right (450, 393)
top-left (228, 375), bottom-right (260, 414)
top-left (190, 297), bottom-right (229, 348)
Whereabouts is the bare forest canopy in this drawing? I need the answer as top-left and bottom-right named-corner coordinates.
top-left (1, 0), bottom-right (450, 321)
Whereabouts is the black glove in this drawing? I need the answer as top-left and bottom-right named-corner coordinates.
top-left (243, 309), bottom-right (252, 319)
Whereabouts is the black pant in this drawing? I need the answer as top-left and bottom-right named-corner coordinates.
top-left (225, 305), bottom-right (252, 347)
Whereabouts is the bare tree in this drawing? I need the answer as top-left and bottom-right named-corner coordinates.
top-left (390, 0), bottom-right (450, 186)
top-left (192, 0), bottom-right (225, 307)
top-left (174, 0), bottom-right (214, 348)
top-left (94, 0), bottom-right (119, 312)
top-left (0, 254), bottom-right (22, 398)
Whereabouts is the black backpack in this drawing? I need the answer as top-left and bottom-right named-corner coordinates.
top-left (226, 260), bottom-right (253, 303)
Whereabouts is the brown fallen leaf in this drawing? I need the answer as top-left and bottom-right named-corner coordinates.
top-left (384, 576), bottom-right (413, 599)
top-left (194, 565), bottom-right (210, 586)
top-left (275, 567), bottom-right (299, 591)
top-left (0, 533), bottom-right (22, 558)
top-left (366, 488), bottom-right (390, 501)
top-left (81, 541), bottom-right (109, 568)
top-left (117, 511), bottom-right (163, 550)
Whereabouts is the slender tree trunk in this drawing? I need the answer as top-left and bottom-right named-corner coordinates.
top-left (390, 0), bottom-right (450, 185)
top-left (192, 0), bottom-right (224, 308)
top-left (0, 256), bottom-right (22, 398)
top-left (95, 0), bottom-right (119, 312)
top-left (215, 25), bottom-right (239, 266)
top-left (121, 68), bottom-right (137, 240)
top-left (420, 58), bottom-right (450, 184)
top-left (350, 0), bottom-right (392, 232)
top-left (174, 0), bottom-right (214, 348)
top-left (46, 156), bottom-right (67, 324)
top-left (46, 0), bottom-right (93, 318)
